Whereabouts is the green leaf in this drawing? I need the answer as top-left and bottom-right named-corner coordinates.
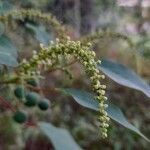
top-left (0, 35), bottom-right (17, 57)
top-left (61, 88), bottom-right (150, 142)
top-left (98, 59), bottom-right (150, 97)
top-left (0, 35), bottom-right (18, 67)
top-left (0, 23), bottom-right (4, 36)
top-left (0, 1), bottom-right (13, 14)
top-left (39, 122), bottom-right (82, 150)
top-left (26, 23), bottom-right (53, 46)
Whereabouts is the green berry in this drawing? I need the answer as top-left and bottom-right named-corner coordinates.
top-left (24, 92), bottom-right (39, 107)
top-left (38, 100), bottom-right (49, 111)
top-left (27, 79), bottom-right (38, 87)
top-left (13, 111), bottom-right (27, 124)
top-left (14, 86), bottom-right (25, 99)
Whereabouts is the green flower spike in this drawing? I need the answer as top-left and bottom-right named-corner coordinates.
top-left (19, 37), bottom-right (110, 138)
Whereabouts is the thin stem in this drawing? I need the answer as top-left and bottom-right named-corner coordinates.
top-left (0, 96), bottom-right (15, 112)
top-left (26, 84), bottom-right (59, 94)
top-left (0, 76), bottom-right (20, 84)
top-left (45, 59), bottom-right (77, 74)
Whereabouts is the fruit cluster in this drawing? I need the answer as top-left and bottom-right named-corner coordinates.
top-left (13, 80), bottom-right (50, 124)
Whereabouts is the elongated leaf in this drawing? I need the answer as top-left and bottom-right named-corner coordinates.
top-left (98, 59), bottom-right (150, 97)
top-left (0, 23), bottom-right (4, 36)
top-left (0, 35), bottom-right (17, 57)
top-left (39, 122), bottom-right (82, 150)
top-left (0, 52), bottom-right (18, 67)
top-left (0, 35), bottom-right (18, 66)
top-left (0, 1), bottom-right (13, 14)
top-left (61, 88), bottom-right (150, 142)
top-left (26, 23), bottom-right (53, 46)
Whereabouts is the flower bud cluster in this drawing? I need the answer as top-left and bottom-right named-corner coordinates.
top-left (0, 9), bottom-right (66, 39)
top-left (19, 37), bottom-right (109, 138)
top-left (81, 31), bottom-right (133, 48)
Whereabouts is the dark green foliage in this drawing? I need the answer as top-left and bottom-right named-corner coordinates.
top-left (27, 79), bottom-right (38, 87)
top-left (25, 92), bottom-right (39, 107)
top-left (0, 35), bottom-right (18, 67)
top-left (99, 59), bottom-right (150, 97)
top-left (14, 86), bottom-right (25, 99)
top-left (38, 100), bottom-right (49, 111)
top-left (13, 111), bottom-right (27, 124)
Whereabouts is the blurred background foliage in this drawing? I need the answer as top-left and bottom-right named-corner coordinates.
top-left (0, 0), bottom-right (150, 149)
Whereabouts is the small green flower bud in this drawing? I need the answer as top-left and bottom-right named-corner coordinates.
top-left (97, 60), bottom-right (101, 64)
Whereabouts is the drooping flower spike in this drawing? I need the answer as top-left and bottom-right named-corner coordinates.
top-left (19, 37), bottom-right (109, 138)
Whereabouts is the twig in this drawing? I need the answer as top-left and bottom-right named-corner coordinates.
top-left (26, 84), bottom-right (59, 94)
top-left (0, 96), bottom-right (15, 112)
top-left (45, 59), bottom-right (77, 74)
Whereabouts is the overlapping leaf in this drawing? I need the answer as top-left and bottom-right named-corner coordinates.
top-left (61, 88), bottom-right (150, 142)
top-left (98, 59), bottom-right (150, 97)
top-left (39, 122), bottom-right (82, 150)
top-left (0, 35), bottom-right (18, 67)
top-left (26, 23), bottom-right (53, 46)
